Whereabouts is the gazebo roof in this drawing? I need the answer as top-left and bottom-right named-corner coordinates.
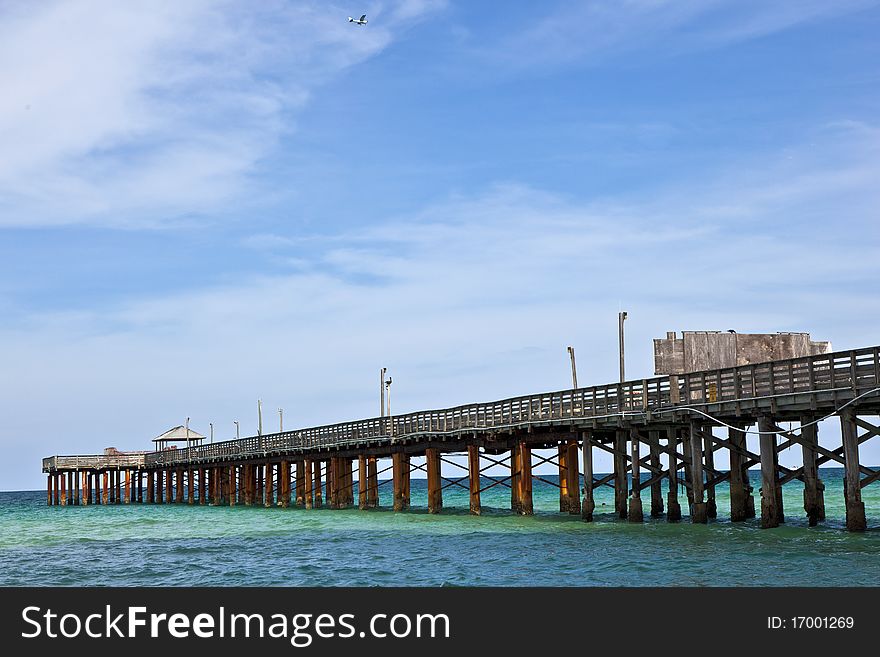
top-left (153, 425), bottom-right (206, 444)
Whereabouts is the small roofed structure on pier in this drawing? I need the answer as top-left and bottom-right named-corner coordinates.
top-left (153, 425), bottom-right (206, 451)
top-left (654, 331), bottom-right (832, 375)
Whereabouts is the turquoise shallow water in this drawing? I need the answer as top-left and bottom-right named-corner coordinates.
top-left (2, 468), bottom-right (879, 586)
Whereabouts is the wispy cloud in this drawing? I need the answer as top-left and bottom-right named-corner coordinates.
top-left (0, 0), bottom-right (443, 228)
top-left (483, 0), bottom-right (878, 69)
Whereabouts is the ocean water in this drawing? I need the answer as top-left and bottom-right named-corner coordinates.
top-left (2, 468), bottom-right (879, 587)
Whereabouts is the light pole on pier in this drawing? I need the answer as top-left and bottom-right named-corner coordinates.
top-left (279, 408), bottom-right (283, 433)
top-left (567, 346), bottom-right (578, 389)
top-left (234, 420), bottom-right (240, 440)
top-left (385, 376), bottom-right (393, 436)
top-left (209, 422), bottom-right (214, 444)
top-left (618, 311), bottom-right (628, 383)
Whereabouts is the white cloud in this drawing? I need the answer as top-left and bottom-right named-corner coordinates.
top-left (0, 0), bottom-right (442, 228)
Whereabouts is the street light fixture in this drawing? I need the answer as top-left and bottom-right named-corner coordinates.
top-left (385, 377), bottom-right (393, 436)
top-left (618, 311), bottom-right (628, 383)
top-left (233, 420), bottom-right (240, 440)
top-left (279, 408), bottom-right (283, 433)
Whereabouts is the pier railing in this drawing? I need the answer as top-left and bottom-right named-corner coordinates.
top-left (42, 453), bottom-right (147, 471)
top-left (143, 346), bottom-right (880, 468)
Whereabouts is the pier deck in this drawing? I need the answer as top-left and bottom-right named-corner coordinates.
top-left (42, 345), bottom-right (880, 530)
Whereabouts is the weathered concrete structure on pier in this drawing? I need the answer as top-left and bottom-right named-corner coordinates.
top-left (43, 343), bottom-right (880, 532)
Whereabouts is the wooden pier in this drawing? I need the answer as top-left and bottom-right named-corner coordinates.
top-left (42, 345), bottom-right (880, 531)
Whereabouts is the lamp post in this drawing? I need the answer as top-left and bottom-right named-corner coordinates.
top-left (567, 346), bottom-right (578, 389)
top-left (385, 377), bottom-right (392, 436)
top-left (185, 416), bottom-right (191, 460)
top-left (618, 311), bottom-right (628, 383)
top-left (234, 420), bottom-right (240, 440)
top-left (209, 422), bottom-right (213, 444)
top-left (279, 408), bottom-right (283, 433)
top-left (257, 399), bottom-right (263, 436)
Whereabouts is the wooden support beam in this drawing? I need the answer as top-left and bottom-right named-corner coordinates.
top-left (613, 430), bottom-right (628, 519)
top-left (228, 465), bottom-right (236, 507)
top-left (147, 471), bottom-right (155, 504)
top-left (648, 430), bottom-right (664, 518)
top-left (358, 455), bottom-right (368, 510)
top-left (581, 431), bottom-right (594, 521)
top-left (628, 428), bottom-right (643, 522)
top-left (187, 469), bottom-right (194, 505)
top-left (426, 448), bottom-right (442, 514)
top-left (510, 443), bottom-right (521, 513)
top-left (840, 408), bottom-right (867, 531)
top-left (313, 460), bottom-right (323, 508)
top-left (124, 470), bottom-right (131, 505)
top-left (800, 416), bottom-right (825, 526)
top-left (558, 443), bottom-right (569, 513)
top-left (519, 442), bottom-right (533, 516)
top-left (728, 426), bottom-right (755, 521)
top-left (392, 452), bottom-right (409, 511)
top-left (758, 416), bottom-right (783, 528)
top-left (468, 444), bottom-right (481, 515)
top-left (368, 457), bottom-right (379, 508)
top-left (47, 474), bottom-right (53, 506)
top-left (304, 460), bottom-right (313, 509)
top-left (666, 428), bottom-right (681, 522)
top-left (565, 439), bottom-right (581, 515)
top-left (265, 462), bottom-right (274, 507)
top-left (295, 461), bottom-right (305, 507)
top-left (280, 460), bottom-right (291, 508)
top-left (60, 472), bottom-right (67, 506)
top-left (688, 422), bottom-right (707, 523)
top-left (104, 471), bottom-right (111, 505)
top-left (702, 429), bottom-right (717, 519)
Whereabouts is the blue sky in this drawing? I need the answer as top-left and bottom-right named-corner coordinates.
top-left (2, 0), bottom-right (880, 490)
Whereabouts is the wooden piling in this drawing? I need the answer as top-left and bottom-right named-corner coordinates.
top-left (295, 461), bottom-right (305, 507)
top-left (265, 462), bottom-right (274, 507)
top-left (800, 416), bottom-right (825, 526)
top-left (313, 460), bottom-right (323, 508)
top-left (558, 443), bottom-right (569, 513)
top-left (468, 444), bottom-right (481, 515)
top-left (147, 471), bottom-right (155, 503)
top-left (510, 443), bottom-right (522, 514)
top-left (758, 416), bottom-right (783, 528)
top-left (103, 471), bottom-right (110, 505)
top-left (60, 472), bottom-right (67, 506)
top-left (519, 442), bottom-right (533, 515)
top-left (187, 469), bottom-right (194, 505)
top-left (47, 474), bottom-right (52, 506)
top-left (648, 430), bottom-right (664, 517)
top-left (628, 428), bottom-right (644, 522)
top-left (327, 458), bottom-right (337, 509)
top-left (115, 469), bottom-right (121, 504)
top-left (124, 470), bottom-right (131, 504)
top-left (581, 431), bottom-right (594, 521)
top-left (728, 426), bottom-right (753, 521)
top-left (613, 430), bottom-right (628, 519)
top-left (426, 447), bottom-right (442, 514)
top-left (565, 439), bottom-right (581, 515)
top-left (666, 428), bottom-right (681, 522)
top-left (281, 460), bottom-right (290, 508)
top-left (358, 455), bottom-right (368, 510)
top-left (392, 452), bottom-right (410, 511)
top-left (703, 429), bottom-right (717, 519)
top-left (688, 422), bottom-right (707, 523)
top-left (840, 408), bottom-right (867, 532)
top-left (227, 465), bottom-right (236, 507)
top-left (367, 456), bottom-right (379, 508)
top-left (304, 460), bottom-right (313, 509)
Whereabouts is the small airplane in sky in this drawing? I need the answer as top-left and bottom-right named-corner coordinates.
top-left (348, 14), bottom-right (368, 25)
